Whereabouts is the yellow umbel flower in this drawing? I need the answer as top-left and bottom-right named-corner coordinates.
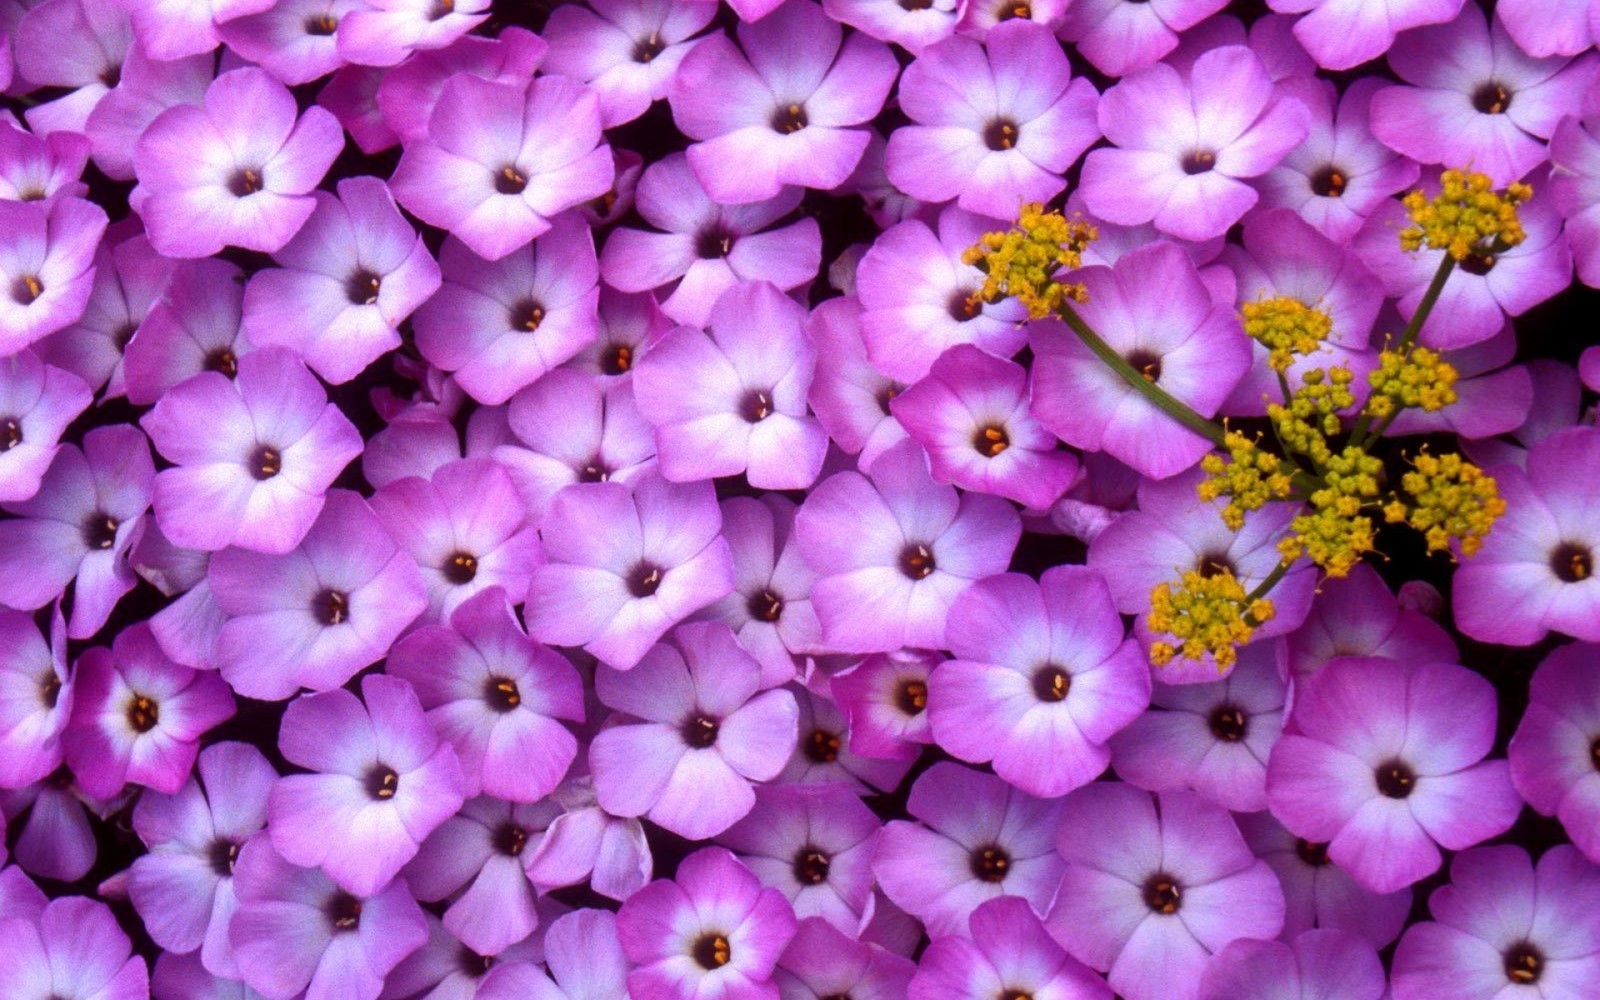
top-left (1199, 431), bottom-right (1294, 530)
top-left (1389, 450), bottom-right (1507, 557)
top-left (1366, 344), bottom-right (1459, 418)
top-left (1399, 168), bottom-right (1532, 262)
top-left (963, 203), bottom-right (1098, 319)
top-left (1242, 297), bottom-right (1334, 373)
top-left (1267, 366), bottom-right (1357, 469)
top-left (1146, 568), bottom-right (1276, 670)
top-left (1277, 445), bottom-right (1384, 577)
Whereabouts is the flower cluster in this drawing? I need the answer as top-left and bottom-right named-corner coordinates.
top-left (0, 3), bottom-right (1598, 1000)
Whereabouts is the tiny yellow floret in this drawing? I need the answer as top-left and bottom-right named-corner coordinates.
top-left (1242, 297), bottom-right (1334, 373)
top-left (1146, 568), bottom-right (1276, 670)
top-left (963, 203), bottom-right (1098, 319)
top-left (1199, 431), bottom-right (1294, 531)
top-left (1400, 168), bottom-right (1532, 262)
top-left (1392, 450), bottom-right (1507, 557)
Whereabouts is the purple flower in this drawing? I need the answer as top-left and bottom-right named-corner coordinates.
top-left (873, 761), bottom-right (1065, 938)
top-left (1199, 929), bottom-right (1386, 1000)
top-left (1046, 784), bottom-right (1285, 1000)
top-left (141, 348), bottom-right (363, 555)
top-left (215, 0), bottom-right (368, 87)
top-left (241, 176), bottom-right (440, 384)
top-left (718, 783), bottom-right (880, 933)
top-left (563, 286), bottom-right (672, 379)
top-left (821, 0), bottom-right (956, 56)
top-left (1269, 0), bottom-right (1464, 70)
top-left (126, 741), bottom-right (276, 977)
top-left (1498, 0), bottom-right (1595, 57)
top-left (0, 777), bottom-right (100, 883)
top-left (0, 423), bottom-right (152, 639)
top-left (886, 20), bottom-right (1099, 219)
top-left (1256, 78), bottom-right (1422, 244)
top-left (0, 607), bottom-right (70, 789)
top-left (378, 911), bottom-right (547, 1000)
top-left (828, 649), bottom-right (939, 760)
top-left (1280, 562), bottom-right (1456, 683)
top-left (543, 0), bottom-right (716, 128)
top-left (1508, 642), bottom-right (1600, 863)
top-left (63, 622), bottom-right (234, 799)
top-left (588, 621), bottom-right (797, 839)
top-left (132, 67), bottom-right (343, 258)
top-left (777, 673), bottom-right (913, 792)
top-left (229, 833), bottom-right (428, 1000)
top-left (524, 473), bottom-right (734, 670)
top-left (1552, 110), bottom-right (1600, 288)
top-left (40, 226), bottom-right (173, 401)
top-left (804, 295), bottom-right (909, 467)
top-left (892, 344), bottom-right (1079, 509)
top-left (1031, 243), bottom-right (1250, 480)
top-left (0, 196), bottom-right (108, 354)
top-left (405, 795), bottom-right (557, 956)
top-left (0, 122), bottom-right (88, 203)
top-left (386, 587), bottom-right (584, 803)
top-left (911, 895), bottom-right (1112, 1000)
top-left (268, 673), bottom-right (466, 896)
top-left (1266, 657), bottom-right (1522, 894)
top-left (670, 0), bottom-right (896, 204)
top-left (1080, 46), bottom-right (1308, 242)
top-left (81, 45), bottom-right (214, 182)
top-left (0, 349), bottom-right (92, 503)
top-left (1056, 0), bottom-right (1228, 77)
top-left (374, 29), bottom-right (548, 145)
top-left (1109, 642), bottom-right (1284, 812)
top-left (119, 0), bottom-right (275, 60)
top-left (0, 896), bottom-right (148, 1000)
top-left (389, 73), bottom-right (612, 262)
top-left (1236, 811), bottom-right (1413, 947)
top-left (617, 846), bottom-right (797, 1000)
top-left (775, 917), bottom-right (915, 1000)
top-left (1370, 5), bottom-right (1596, 185)
top-left (12, 0), bottom-right (129, 136)
top-left (207, 489), bottom-right (428, 699)
top-left (854, 205), bottom-right (1031, 384)
top-left (928, 567), bottom-right (1149, 798)
top-left (633, 281), bottom-right (827, 489)
top-left (1453, 427), bottom-right (1600, 644)
top-left (336, 0), bottom-right (489, 67)
top-left (122, 257), bottom-right (249, 407)
top-left (413, 214), bottom-right (600, 405)
top-left (796, 440), bottom-right (1019, 653)
top-left (599, 152), bottom-right (822, 327)
top-left (522, 775), bottom-right (654, 901)
top-left (1392, 844), bottom-right (1600, 1000)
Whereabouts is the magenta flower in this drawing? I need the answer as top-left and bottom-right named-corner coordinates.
top-left (718, 783), bottom-right (880, 933)
top-left (81, 45), bottom-right (213, 182)
top-left (886, 20), bottom-right (1100, 219)
top-left (821, 0), bottom-right (956, 56)
top-left (336, 0), bottom-right (489, 67)
top-left (1453, 427), bottom-right (1600, 644)
top-left (268, 674), bottom-right (466, 896)
top-left (126, 741), bottom-right (276, 977)
top-left (0, 349), bottom-right (91, 504)
top-left (633, 281), bottom-right (827, 489)
top-left (599, 152), bottom-right (822, 327)
top-left (828, 648), bottom-right (940, 760)
top-left (0, 423), bottom-right (152, 639)
top-left (523, 775), bottom-right (654, 901)
top-left (132, 67), bottom-right (343, 258)
top-left (0, 124), bottom-right (88, 204)
top-left (524, 473), bottom-right (734, 671)
top-left (0, 896), bottom-right (148, 1000)
top-left (372, 28), bottom-right (548, 143)
top-left (207, 489), bottom-right (428, 699)
top-left (1508, 642), bottom-right (1600, 863)
top-left (778, 674), bottom-right (914, 792)
top-left (63, 622), bottom-right (233, 799)
top-left (1392, 845), bottom-right (1600, 1000)
top-left (776, 918), bottom-right (915, 1000)
top-left (386, 587), bottom-right (584, 803)
top-left (229, 833), bottom-right (427, 1000)
top-left (1280, 563), bottom-right (1456, 682)
top-left (141, 348), bottom-right (363, 555)
top-left (874, 761), bottom-right (1065, 938)
top-left (797, 440), bottom-right (1019, 652)
top-left (616, 846), bottom-right (797, 1000)
top-left (241, 176), bottom-right (440, 384)
top-left (1266, 657), bottom-right (1522, 894)
top-left (0, 608), bottom-right (71, 789)
top-left (1057, 0), bottom-right (1228, 77)
top-left (0, 196), bottom-right (107, 354)
top-left (589, 621), bottom-right (797, 839)
top-left (1552, 110), bottom-right (1600, 288)
top-left (1080, 46), bottom-right (1308, 241)
top-left (543, 0), bottom-right (716, 128)
top-left (215, 0), bottom-right (368, 86)
top-left (12, 0), bottom-right (129, 137)
top-left (119, 0), bottom-right (274, 60)
top-left (40, 226), bottom-right (173, 401)
top-left (929, 567), bottom-right (1149, 798)
top-left (911, 896), bottom-right (1112, 1000)
top-left (805, 295), bottom-right (909, 467)
top-left (1032, 243), bottom-right (1250, 481)
top-left (1369, 6), bottom-right (1596, 186)
top-left (1047, 783), bottom-right (1285, 1000)
top-left (122, 257), bottom-right (250, 407)
top-left (1498, 0), bottom-right (1595, 57)
top-left (698, 496), bottom-right (820, 688)
top-left (670, 0), bottom-right (897, 204)
top-left (1268, 0), bottom-right (1464, 70)
top-left (389, 73), bottom-right (612, 262)
top-left (855, 205), bottom-right (1032, 384)
top-left (892, 344), bottom-right (1078, 509)
top-left (414, 215), bottom-right (598, 406)
top-left (1200, 929), bottom-right (1387, 1000)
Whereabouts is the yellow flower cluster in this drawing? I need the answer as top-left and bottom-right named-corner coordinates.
top-left (961, 203), bottom-right (1098, 319)
top-left (1400, 169), bottom-right (1532, 261)
top-left (1242, 297), bottom-right (1334, 373)
top-left (1278, 445), bottom-right (1384, 577)
top-left (1388, 450), bottom-right (1506, 557)
top-left (1147, 568), bottom-right (1276, 670)
top-left (1267, 367), bottom-right (1357, 469)
top-left (1199, 431), bottom-right (1293, 530)
top-left (1365, 345), bottom-right (1459, 418)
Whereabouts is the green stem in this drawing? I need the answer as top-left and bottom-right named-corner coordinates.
top-left (1397, 253), bottom-right (1457, 353)
top-left (1244, 558), bottom-right (1292, 608)
top-left (1055, 301), bottom-right (1226, 447)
